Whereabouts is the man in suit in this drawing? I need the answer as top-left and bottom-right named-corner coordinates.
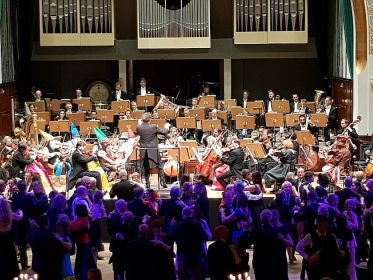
top-left (264, 90), bottom-right (275, 113)
top-left (127, 187), bottom-right (152, 218)
top-left (289, 93), bottom-right (300, 113)
top-left (67, 141), bottom-right (102, 190)
top-left (135, 77), bottom-right (161, 97)
top-left (198, 84), bottom-right (212, 98)
top-left (109, 170), bottom-right (135, 201)
top-left (321, 96), bottom-right (338, 141)
top-left (294, 114), bottom-right (318, 137)
top-left (208, 225), bottom-right (237, 280)
top-left (111, 81), bottom-right (132, 102)
top-left (216, 140), bottom-right (245, 188)
top-left (238, 90), bottom-right (249, 108)
top-left (10, 143), bottom-right (34, 179)
top-left (136, 112), bottom-right (168, 188)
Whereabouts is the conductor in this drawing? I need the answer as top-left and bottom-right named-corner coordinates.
top-left (136, 112), bottom-right (168, 188)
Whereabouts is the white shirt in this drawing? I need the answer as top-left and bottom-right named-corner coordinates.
top-left (243, 99), bottom-right (247, 108)
top-left (140, 87), bottom-right (147, 96)
top-left (300, 124), bottom-right (307, 131)
top-left (325, 106), bottom-right (331, 116)
top-left (267, 100), bottom-right (273, 112)
top-left (116, 91), bottom-right (122, 101)
top-left (293, 101), bottom-right (299, 113)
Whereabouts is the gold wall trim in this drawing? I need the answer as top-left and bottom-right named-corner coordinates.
top-left (352, 0), bottom-right (367, 73)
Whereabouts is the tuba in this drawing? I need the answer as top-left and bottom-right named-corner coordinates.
top-left (314, 89), bottom-right (326, 113)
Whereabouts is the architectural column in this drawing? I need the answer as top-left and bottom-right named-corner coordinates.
top-left (118, 60), bottom-right (127, 91)
top-left (223, 59), bottom-right (232, 99)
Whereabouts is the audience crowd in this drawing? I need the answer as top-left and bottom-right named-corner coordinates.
top-left (0, 169), bottom-right (373, 280)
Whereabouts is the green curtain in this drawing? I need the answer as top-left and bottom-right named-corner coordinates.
top-left (0, 0), bottom-right (3, 21)
top-left (341, 0), bottom-right (354, 77)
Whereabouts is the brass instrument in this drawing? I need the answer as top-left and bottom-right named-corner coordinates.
top-left (314, 89), bottom-right (326, 113)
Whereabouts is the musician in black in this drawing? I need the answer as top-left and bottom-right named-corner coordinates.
top-left (238, 90), bottom-right (250, 108)
top-left (264, 90), bottom-right (275, 113)
top-left (135, 77), bottom-right (161, 97)
top-left (321, 96), bottom-right (338, 142)
top-left (216, 140), bottom-right (245, 188)
top-left (199, 84), bottom-right (212, 97)
top-left (339, 118), bottom-right (359, 162)
top-left (54, 109), bottom-right (69, 121)
top-left (111, 81), bottom-right (132, 101)
top-left (289, 93), bottom-right (300, 113)
top-left (294, 115), bottom-right (318, 137)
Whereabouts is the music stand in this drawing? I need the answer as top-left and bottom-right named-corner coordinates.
top-left (67, 112), bottom-right (86, 126)
top-left (97, 110), bottom-right (114, 123)
top-left (79, 121), bottom-right (100, 136)
top-left (295, 131), bottom-right (315, 145)
top-left (35, 112), bottom-right (51, 123)
top-left (150, 118), bottom-right (166, 128)
top-left (201, 119), bottom-right (222, 132)
top-left (224, 99), bottom-right (237, 111)
top-left (239, 138), bottom-right (254, 149)
top-left (157, 109), bottom-right (176, 120)
top-left (306, 102), bottom-right (316, 113)
top-left (235, 115), bottom-right (256, 130)
top-left (111, 100), bottom-right (130, 113)
top-left (272, 100), bottom-right (290, 113)
top-left (198, 95), bottom-right (216, 108)
top-left (285, 113), bottom-right (303, 127)
top-left (118, 119), bottom-right (139, 133)
top-left (179, 140), bottom-right (199, 158)
top-left (176, 117), bottom-right (196, 130)
top-left (189, 108), bottom-right (206, 120)
top-left (247, 101), bottom-right (264, 115)
top-left (49, 100), bottom-right (65, 112)
top-left (230, 106), bottom-right (246, 120)
top-left (30, 120), bottom-right (47, 135)
top-left (265, 113), bottom-right (285, 127)
top-left (137, 94), bottom-right (156, 111)
top-left (209, 111), bottom-right (228, 124)
top-left (49, 121), bottom-right (70, 136)
top-left (130, 110), bottom-right (145, 119)
top-left (310, 114), bottom-right (328, 128)
top-left (246, 143), bottom-right (266, 159)
top-left (73, 98), bottom-right (91, 111)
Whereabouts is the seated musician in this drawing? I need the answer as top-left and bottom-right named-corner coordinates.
top-left (75, 88), bottom-right (83, 99)
top-left (25, 103), bottom-right (36, 117)
top-left (119, 109), bottom-right (132, 120)
top-left (322, 135), bottom-right (351, 183)
top-left (216, 101), bottom-right (225, 111)
top-left (191, 98), bottom-right (199, 109)
top-left (131, 101), bottom-right (139, 112)
top-left (294, 114), bottom-right (318, 137)
top-left (34, 90), bottom-right (43, 102)
top-left (256, 129), bottom-right (277, 174)
top-left (262, 139), bottom-right (297, 188)
top-left (298, 99), bottom-right (312, 114)
top-left (64, 102), bottom-right (74, 114)
top-left (290, 93), bottom-right (300, 113)
top-left (152, 109), bottom-right (160, 119)
top-left (210, 109), bottom-right (223, 122)
top-left (264, 90), bottom-right (275, 113)
top-left (135, 77), bottom-right (162, 97)
top-left (216, 139), bottom-right (245, 189)
top-left (339, 118), bottom-right (359, 161)
top-left (54, 109), bottom-right (69, 121)
top-left (165, 127), bottom-right (183, 147)
top-left (88, 110), bottom-right (100, 122)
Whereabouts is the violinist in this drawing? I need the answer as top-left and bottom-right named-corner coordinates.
top-left (257, 129), bottom-right (277, 174)
top-left (262, 139), bottom-right (297, 188)
top-left (165, 127), bottom-right (183, 147)
top-left (54, 109), bottom-right (69, 121)
top-left (216, 139), bottom-right (245, 189)
top-left (67, 140), bottom-right (102, 190)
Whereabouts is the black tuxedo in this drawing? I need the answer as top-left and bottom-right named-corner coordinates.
top-left (135, 86), bottom-right (161, 97)
top-left (264, 99), bottom-right (275, 113)
top-left (10, 150), bottom-right (34, 178)
top-left (109, 179), bottom-right (135, 201)
top-left (127, 198), bottom-right (152, 218)
top-left (67, 149), bottom-right (102, 190)
top-left (237, 99), bottom-right (249, 108)
top-left (322, 106), bottom-right (338, 128)
top-left (110, 90), bottom-right (132, 102)
top-left (217, 147), bottom-right (245, 187)
top-left (290, 101), bottom-right (300, 113)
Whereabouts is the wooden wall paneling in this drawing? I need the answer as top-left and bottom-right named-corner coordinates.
top-left (331, 78), bottom-right (353, 124)
top-left (0, 83), bottom-right (16, 137)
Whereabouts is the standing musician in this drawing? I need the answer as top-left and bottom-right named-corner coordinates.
top-left (135, 77), bottom-right (162, 97)
top-left (264, 90), bottom-right (276, 113)
top-left (216, 139), bottom-right (245, 189)
top-left (238, 90), bottom-right (250, 108)
top-left (111, 81), bottom-right (132, 101)
top-left (136, 113), bottom-right (169, 188)
top-left (67, 140), bottom-right (102, 190)
top-left (290, 93), bottom-right (300, 113)
top-left (321, 96), bottom-right (338, 142)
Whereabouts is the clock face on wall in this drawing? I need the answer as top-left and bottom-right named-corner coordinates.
top-left (87, 81), bottom-right (111, 102)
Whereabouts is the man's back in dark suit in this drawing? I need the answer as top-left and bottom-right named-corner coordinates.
top-left (208, 239), bottom-right (236, 280)
top-left (128, 198), bottom-right (152, 218)
top-left (110, 179), bottom-right (135, 201)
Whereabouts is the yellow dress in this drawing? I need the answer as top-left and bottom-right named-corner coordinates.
top-left (87, 161), bottom-right (110, 191)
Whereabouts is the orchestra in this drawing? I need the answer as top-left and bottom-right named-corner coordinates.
top-left (1, 82), bottom-right (369, 196)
